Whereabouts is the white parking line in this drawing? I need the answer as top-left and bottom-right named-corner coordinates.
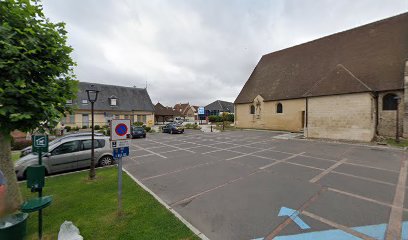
top-left (302, 211), bottom-right (375, 240)
top-left (328, 187), bottom-right (408, 213)
top-left (385, 155), bottom-right (408, 240)
top-left (131, 143), bottom-right (167, 158)
top-left (225, 148), bottom-right (275, 161)
top-left (309, 158), bottom-right (348, 183)
top-left (146, 139), bottom-right (196, 153)
top-left (259, 152), bottom-right (305, 170)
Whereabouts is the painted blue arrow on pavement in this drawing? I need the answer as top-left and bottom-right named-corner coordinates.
top-left (278, 207), bottom-right (311, 230)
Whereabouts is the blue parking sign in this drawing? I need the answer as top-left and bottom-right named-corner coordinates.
top-left (113, 147), bottom-right (129, 159)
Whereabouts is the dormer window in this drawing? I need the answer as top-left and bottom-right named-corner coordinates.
top-left (81, 99), bottom-right (88, 105)
top-left (109, 96), bottom-right (118, 106)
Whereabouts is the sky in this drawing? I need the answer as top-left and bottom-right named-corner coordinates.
top-left (41, 0), bottom-right (408, 107)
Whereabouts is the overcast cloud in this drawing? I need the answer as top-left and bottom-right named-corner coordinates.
top-left (42, 0), bottom-right (408, 106)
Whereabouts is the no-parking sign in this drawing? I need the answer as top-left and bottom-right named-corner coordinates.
top-left (110, 119), bottom-right (131, 141)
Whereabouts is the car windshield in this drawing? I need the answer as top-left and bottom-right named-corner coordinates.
top-left (133, 127), bottom-right (144, 130)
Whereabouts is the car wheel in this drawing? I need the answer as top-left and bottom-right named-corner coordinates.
top-left (170, 129), bottom-right (173, 134)
top-left (99, 155), bottom-right (113, 167)
top-left (143, 134), bottom-right (146, 138)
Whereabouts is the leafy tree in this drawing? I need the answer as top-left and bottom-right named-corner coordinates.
top-left (0, 0), bottom-right (77, 213)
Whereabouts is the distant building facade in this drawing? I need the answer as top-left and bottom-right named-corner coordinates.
top-left (62, 82), bottom-right (155, 127)
top-left (205, 100), bottom-right (234, 116)
top-left (174, 103), bottom-right (196, 121)
top-left (235, 13), bottom-right (408, 141)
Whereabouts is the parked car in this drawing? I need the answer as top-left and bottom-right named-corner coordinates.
top-left (131, 126), bottom-right (146, 138)
top-left (162, 123), bottom-right (184, 134)
top-left (20, 132), bottom-right (104, 157)
top-left (14, 135), bottom-right (113, 180)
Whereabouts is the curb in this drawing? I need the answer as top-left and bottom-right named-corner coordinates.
top-left (123, 168), bottom-right (210, 240)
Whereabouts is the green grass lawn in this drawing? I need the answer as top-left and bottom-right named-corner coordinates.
top-left (20, 167), bottom-right (200, 240)
top-left (12, 151), bottom-right (20, 162)
top-left (386, 138), bottom-right (408, 148)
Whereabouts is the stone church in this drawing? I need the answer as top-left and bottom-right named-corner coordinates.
top-left (234, 12), bottom-right (408, 141)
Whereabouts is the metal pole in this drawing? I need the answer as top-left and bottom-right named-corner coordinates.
top-left (211, 125), bottom-right (212, 132)
top-left (396, 100), bottom-right (400, 143)
top-left (90, 102), bottom-right (95, 179)
top-left (118, 156), bottom-right (122, 216)
top-left (38, 150), bottom-right (42, 240)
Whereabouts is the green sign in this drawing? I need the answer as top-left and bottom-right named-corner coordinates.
top-left (32, 135), bottom-right (48, 153)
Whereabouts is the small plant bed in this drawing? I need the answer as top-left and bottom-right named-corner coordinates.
top-left (184, 123), bottom-right (201, 130)
top-left (214, 122), bottom-right (236, 131)
top-left (20, 168), bottom-right (200, 240)
top-left (385, 138), bottom-right (408, 148)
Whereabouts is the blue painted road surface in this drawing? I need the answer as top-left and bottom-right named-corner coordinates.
top-left (253, 221), bottom-right (408, 240)
top-left (278, 207), bottom-right (310, 230)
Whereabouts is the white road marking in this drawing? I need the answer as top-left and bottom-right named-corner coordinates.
top-left (328, 187), bottom-right (408, 213)
top-left (259, 152), bottom-right (305, 170)
top-left (132, 144), bottom-right (167, 158)
top-left (385, 154), bottom-right (408, 240)
top-left (302, 211), bottom-right (375, 240)
top-left (309, 158), bottom-right (348, 183)
top-left (145, 139), bottom-right (196, 153)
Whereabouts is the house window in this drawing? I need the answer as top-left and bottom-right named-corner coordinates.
top-left (81, 99), bottom-right (88, 105)
top-left (250, 105), bottom-right (255, 114)
top-left (66, 99), bottom-right (73, 105)
top-left (276, 103), bottom-right (283, 113)
top-left (110, 98), bottom-right (117, 106)
top-left (70, 115), bottom-right (75, 124)
top-left (383, 93), bottom-right (398, 110)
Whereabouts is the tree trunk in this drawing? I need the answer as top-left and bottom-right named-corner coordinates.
top-left (0, 132), bottom-right (22, 214)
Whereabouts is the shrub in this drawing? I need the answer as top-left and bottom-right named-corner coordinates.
top-left (94, 125), bottom-right (100, 130)
top-left (144, 126), bottom-right (151, 132)
top-left (149, 129), bottom-right (156, 133)
top-left (64, 126), bottom-right (71, 132)
top-left (208, 115), bottom-right (222, 122)
top-left (73, 126), bottom-right (80, 131)
top-left (82, 125), bottom-right (87, 129)
top-left (225, 114), bottom-right (234, 122)
top-left (133, 122), bottom-right (144, 126)
top-left (12, 139), bottom-right (32, 150)
top-left (106, 129), bottom-right (111, 136)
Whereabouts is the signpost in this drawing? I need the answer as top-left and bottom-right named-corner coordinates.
top-left (198, 106), bottom-right (205, 124)
top-left (110, 119), bottom-right (131, 215)
top-left (27, 135), bottom-right (50, 240)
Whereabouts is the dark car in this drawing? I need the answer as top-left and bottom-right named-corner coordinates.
top-left (162, 123), bottom-right (184, 134)
top-left (131, 126), bottom-right (146, 138)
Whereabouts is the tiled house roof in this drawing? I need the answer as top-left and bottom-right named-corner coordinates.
top-left (235, 12), bottom-right (408, 103)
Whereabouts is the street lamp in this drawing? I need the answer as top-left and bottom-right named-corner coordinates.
top-left (394, 95), bottom-right (401, 144)
top-left (86, 85), bottom-right (99, 180)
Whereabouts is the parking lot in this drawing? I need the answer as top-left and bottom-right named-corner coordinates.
top-left (123, 129), bottom-right (407, 240)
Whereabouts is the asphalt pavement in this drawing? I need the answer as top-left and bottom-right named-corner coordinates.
top-left (123, 129), bottom-right (407, 240)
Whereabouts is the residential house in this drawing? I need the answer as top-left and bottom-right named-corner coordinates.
top-left (234, 13), bottom-right (408, 141)
top-left (62, 82), bottom-right (155, 128)
top-left (174, 103), bottom-right (196, 121)
top-left (154, 102), bottom-right (179, 124)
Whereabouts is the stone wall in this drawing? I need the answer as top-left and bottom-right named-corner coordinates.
top-left (235, 96), bottom-right (305, 132)
top-left (404, 60), bottom-right (408, 138)
top-left (377, 91), bottom-right (404, 137)
top-left (307, 93), bottom-right (375, 141)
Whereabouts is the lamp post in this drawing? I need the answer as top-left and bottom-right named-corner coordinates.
top-left (395, 95), bottom-right (401, 144)
top-left (86, 86), bottom-right (99, 180)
